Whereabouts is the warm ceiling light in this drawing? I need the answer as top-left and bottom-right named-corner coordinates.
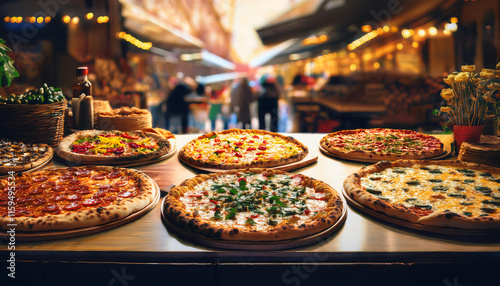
top-left (445, 23), bottom-right (458, 32)
top-left (377, 27), bottom-right (384, 34)
top-left (402, 29), bottom-right (411, 38)
top-left (4, 16), bottom-right (9, 23)
top-left (350, 64), bottom-right (357, 72)
top-left (62, 15), bottom-right (70, 23)
top-left (396, 43), bottom-right (403, 50)
top-left (450, 17), bottom-right (458, 24)
top-left (373, 62), bottom-right (380, 69)
top-left (45, 16), bottom-right (51, 23)
top-left (391, 26), bottom-right (398, 33)
top-left (10, 17), bottom-right (16, 23)
top-left (383, 25), bottom-right (390, 32)
top-left (85, 12), bottom-right (94, 20)
top-left (361, 25), bottom-right (372, 33)
top-left (443, 29), bottom-right (451, 35)
top-left (418, 29), bottom-right (426, 37)
top-left (412, 41), bottom-right (419, 48)
top-left (71, 17), bottom-right (79, 24)
top-left (37, 17), bottom-right (43, 24)
top-left (16, 17), bottom-right (23, 23)
top-left (429, 27), bottom-right (438, 36)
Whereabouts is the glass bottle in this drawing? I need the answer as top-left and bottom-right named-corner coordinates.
top-left (72, 67), bottom-right (93, 130)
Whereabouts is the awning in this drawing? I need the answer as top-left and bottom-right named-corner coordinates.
top-left (120, 0), bottom-right (204, 49)
top-left (180, 50), bottom-right (236, 71)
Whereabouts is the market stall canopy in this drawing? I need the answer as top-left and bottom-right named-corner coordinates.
top-left (180, 49), bottom-right (236, 71)
top-left (120, 0), bottom-right (204, 49)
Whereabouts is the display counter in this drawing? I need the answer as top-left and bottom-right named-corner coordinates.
top-left (2, 134), bottom-right (499, 286)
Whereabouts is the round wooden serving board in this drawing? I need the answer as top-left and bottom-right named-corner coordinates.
top-left (160, 195), bottom-right (347, 250)
top-left (319, 145), bottom-right (451, 164)
top-left (342, 187), bottom-right (500, 236)
top-left (56, 138), bottom-right (177, 167)
top-left (178, 152), bottom-right (318, 173)
top-left (0, 177), bottom-right (160, 242)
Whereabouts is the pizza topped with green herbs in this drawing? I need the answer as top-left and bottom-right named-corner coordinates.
top-left (164, 168), bottom-right (344, 241)
top-left (57, 130), bottom-right (170, 165)
top-left (320, 128), bottom-right (443, 161)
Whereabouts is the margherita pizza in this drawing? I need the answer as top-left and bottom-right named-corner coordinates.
top-left (0, 166), bottom-right (155, 231)
top-left (0, 139), bottom-right (53, 174)
top-left (164, 168), bottom-right (344, 241)
top-left (344, 160), bottom-right (500, 229)
top-left (179, 129), bottom-right (308, 169)
top-left (57, 130), bottom-right (171, 165)
top-left (320, 128), bottom-right (444, 161)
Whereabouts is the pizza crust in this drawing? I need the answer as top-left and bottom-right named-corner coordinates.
top-left (56, 130), bottom-right (170, 165)
top-left (0, 166), bottom-right (155, 231)
top-left (179, 129), bottom-right (308, 169)
top-left (344, 160), bottom-right (500, 229)
top-left (164, 168), bottom-right (344, 241)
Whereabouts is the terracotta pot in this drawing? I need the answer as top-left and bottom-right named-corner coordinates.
top-left (453, 125), bottom-right (484, 153)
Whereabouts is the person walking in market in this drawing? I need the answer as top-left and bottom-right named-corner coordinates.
top-left (230, 78), bottom-right (255, 129)
top-left (258, 76), bottom-right (281, 132)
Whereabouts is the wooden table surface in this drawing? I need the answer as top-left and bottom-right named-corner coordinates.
top-left (1, 133), bottom-right (499, 263)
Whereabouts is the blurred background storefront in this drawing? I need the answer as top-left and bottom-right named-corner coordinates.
top-left (0, 0), bottom-right (498, 133)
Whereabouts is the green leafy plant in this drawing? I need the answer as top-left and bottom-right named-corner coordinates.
top-left (439, 64), bottom-right (500, 126)
top-left (0, 38), bottom-right (19, 88)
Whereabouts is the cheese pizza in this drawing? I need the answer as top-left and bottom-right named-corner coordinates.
top-left (344, 160), bottom-right (500, 229)
top-left (179, 129), bottom-right (308, 169)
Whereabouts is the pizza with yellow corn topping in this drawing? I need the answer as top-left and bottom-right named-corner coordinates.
top-left (179, 129), bottom-right (308, 169)
top-left (57, 130), bottom-right (170, 165)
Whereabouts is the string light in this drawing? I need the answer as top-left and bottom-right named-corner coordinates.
top-left (350, 64), bottom-right (357, 72)
top-left (412, 41), bottom-right (419, 48)
top-left (71, 17), bottom-right (79, 24)
top-left (85, 12), bottom-right (94, 20)
top-left (383, 25), bottom-right (390, 32)
top-left (62, 15), bottom-right (70, 23)
top-left (347, 30), bottom-right (378, 50)
top-left (450, 17), bottom-right (458, 24)
top-left (4, 17), bottom-right (10, 23)
top-left (373, 62), bottom-right (380, 69)
top-left (429, 27), bottom-right (438, 36)
top-left (45, 16), bottom-right (51, 23)
top-left (396, 43), bottom-right (403, 50)
top-left (36, 17), bottom-right (43, 24)
top-left (117, 31), bottom-right (153, 50)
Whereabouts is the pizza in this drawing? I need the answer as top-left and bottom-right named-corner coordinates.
top-left (164, 168), bottom-right (344, 241)
top-left (0, 166), bottom-right (155, 231)
top-left (0, 139), bottom-right (53, 174)
top-left (57, 130), bottom-right (171, 164)
top-left (344, 160), bottom-right (500, 229)
top-left (179, 129), bottom-right (308, 169)
top-left (320, 128), bottom-right (444, 161)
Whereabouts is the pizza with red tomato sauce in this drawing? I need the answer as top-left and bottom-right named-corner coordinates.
top-left (57, 130), bottom-right (171, 165)
top-left (164, 168), bottom-right (344, 241)
top-left (179, 129), bottom-right (308, 169)
top-left (320, 128), bottom-right (444, 161)
top-left (0, 166), bottom-right (155, 231)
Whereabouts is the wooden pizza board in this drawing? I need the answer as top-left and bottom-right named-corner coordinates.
top-left (160, 195), bottom-right (347, 250)
top-left (0, 151), bottom-right (54, 178)
top-left (319, 145), bottom-right (451, 164)
top-left (178, 152), bottom-right (318, 173)
top-left (342, 187), bottom-right (500, 236)
top-left (0, 177), bottom-right (160, 242)
top-left (56, 138), bottom-right (177, 167)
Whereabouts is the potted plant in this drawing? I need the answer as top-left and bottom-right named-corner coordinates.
top-left (0, 38), bottom-right (19, 90)
top-left (439, 64), bottom-right (500, 152)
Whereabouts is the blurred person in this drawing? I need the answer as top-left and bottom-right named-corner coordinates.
top-left (258, 76), bottom-right (280, 132)
top-left (208, 89), bottom-right (224, 131)
top-left (230, 78), bottom-right (255, 129)
top-left (165, 74), bottom-right (192, 134)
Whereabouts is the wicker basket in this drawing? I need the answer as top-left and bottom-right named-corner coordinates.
top-left (0, 100), bottom-right (67, 147)
top-left (97, 111), bottom-right (152, 131)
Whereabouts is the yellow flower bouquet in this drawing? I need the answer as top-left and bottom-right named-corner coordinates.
top-left (439, 64), bottom-right (499, 126)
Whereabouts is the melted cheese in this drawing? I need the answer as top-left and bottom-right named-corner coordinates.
top-left (360, 164), bottom-right (500, 217)
top-left (179, 172), bottom-right (328, 231)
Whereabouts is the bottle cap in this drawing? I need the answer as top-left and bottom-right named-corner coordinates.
top-left (76, 67), bottom-right (89, 76)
